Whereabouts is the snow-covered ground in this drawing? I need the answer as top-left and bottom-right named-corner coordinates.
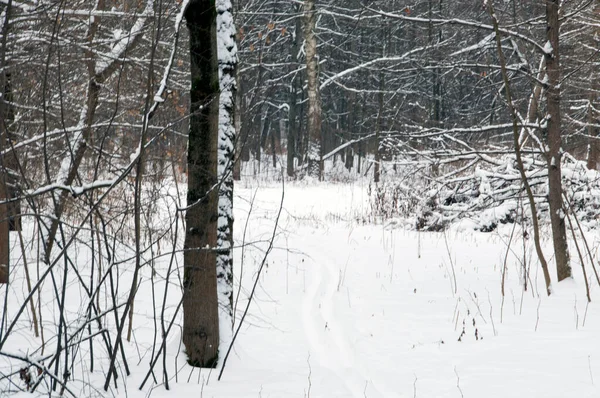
top-left (3, 179), bottom-right (600, 397)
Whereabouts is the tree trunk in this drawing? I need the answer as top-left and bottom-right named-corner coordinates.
top-left (216, 0), bottom-right (237, 354)
top-left (287, 9), bottom-right (302, 178)
top-left (287, 80), bottom-right (298, 176)
top-left (183, 0), bottom-right (220, 367)
top-left (545, 0), bottom-right (571, 282)
top-left (0, 1), bottom-right (10, 284)
top-left (272, 113), bottom-right (281, 168)
top-left (0, 81), bottom-right (8, 285)
top-left (3, 73), bottom-right (19, 232)
top-left (304, 0), bottom-right (322, 179)
top-left (374, 26), bottom-right (387, 183)
top-left (374, 72), bottom-right (383, 183)
top-left (587, 3), bottom-right (600, 170)
top-left (587, 89), bottom-right (599, 170)
top-left (345, 92), bottom-right (356, 171)
top-left (233, 67), bottom-right (243, 180)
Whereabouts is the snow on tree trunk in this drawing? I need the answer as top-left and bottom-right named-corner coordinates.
top-left (304, 0), bottom-right (322, 180)
top-left (216, 0), bottom-right (236, 357)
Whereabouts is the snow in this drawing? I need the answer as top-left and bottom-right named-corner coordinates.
top-left (216, 0), bottom-right (238, 358)
top-left (543, 40), bottom-right (554, 55)
top-left (3, 178), bottom-right (600, 397)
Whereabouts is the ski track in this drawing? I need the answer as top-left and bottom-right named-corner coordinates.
top-left (302, 244), bottom-right (398, 398)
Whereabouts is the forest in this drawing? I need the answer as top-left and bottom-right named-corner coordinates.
top-left (1, 0), bottom-right (600, 397)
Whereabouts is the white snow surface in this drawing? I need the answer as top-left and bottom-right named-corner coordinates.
top-left (3, 180), bottom-right (600, 397)
top-left (543, 40), bottom-right (554, 55)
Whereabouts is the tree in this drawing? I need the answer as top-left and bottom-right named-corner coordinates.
top-left (545, 0), bottom-right (571, 282)
top-left (287, 8), bottom-right (303, 178)
top-left (183, 0), bottom-right (221, 367)
top-left (0, 1), bottom-right (10, 285)
top-left (304, 0), bottom-right (322, 179)
top-left (216, 0), bottom-right (237, 352)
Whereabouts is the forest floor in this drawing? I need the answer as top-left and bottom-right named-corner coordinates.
top-left (151, 179), bottom-right (600, 398)
top-left (5, 178), bottom-right (600, 397)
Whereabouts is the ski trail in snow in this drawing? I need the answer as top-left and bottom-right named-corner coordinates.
top-left (303, 246), bottom-right (396, 398)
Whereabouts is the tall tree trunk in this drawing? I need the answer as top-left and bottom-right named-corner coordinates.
top-left (344, 39), bottom-right (356, 171)
top-left (287, 78), bottom-right (298, 176)
top-left (0, 1), bottom-right (11, 284)
top-left (374, 72), bottom-right (383, 183)
top-left (587, 89), bottom-right (599, 170)
top-left (216, 0), bottom-right (237, 357)
top-left (183, 0), bottom-right (221, 367)
top-left (304, 0), bottom-right (322, 179)
top-left (345, 93), bottom-right (356, 171)
top-left (272, 113), bottom-right (280, 168)
top-left (297, 85), bottom-right (306, 166)
top-left (545, 0), bottom-right (571, 282)
top-left (3, 73), bottom-right (19, 232)
top-left (233, 72), bottom-right (242, 180)
top-left (287, 9), bottom-right (302, 178)
top-left (374, 24), bottom-right (387, 184)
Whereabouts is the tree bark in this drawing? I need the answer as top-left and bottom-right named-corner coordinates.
top-left (287, 9), bottom-right (302, 178)
top-left (233, 72), bottom-right (242, 180)
top-left (0, 1), bottom-right (11, 284)
top-left (374, 72), bottom-right (383, 183)
top-left (216, 0), bottom-right (237, 352)
top-left (587, 3), bottom-right (600, 170)
top-left (545, 0), bottom-right (571, 282)
top-left (304, 0), bottom-right (322, 179)
top-left (183, 0), bottom-right (221, 367)
top-left (287, 77), bottom-right (298, 177)
top-left (587, 89), bottom-right (599, 170)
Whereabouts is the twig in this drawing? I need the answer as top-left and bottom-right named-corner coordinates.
top-left (589, 355), bottom-right (594, 385)
top-left (443, 230), bottom-right (457, 295)
top-left (454, 367), bottom-right (464, 398)
top-left (306, 354), bottom-right (312, 398)
top-left (413, 374), bottom-right (418, 398)
top-left (535, 299), bottom-right (541, 331)
top-left (487, 290), bottom-right (497, 336)
top-left (564, 208), bottom-right (591, 302)
top-left (234, 188), bottom-right (257, 323)
top-left (501, 212), bottom-right (518, 297)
